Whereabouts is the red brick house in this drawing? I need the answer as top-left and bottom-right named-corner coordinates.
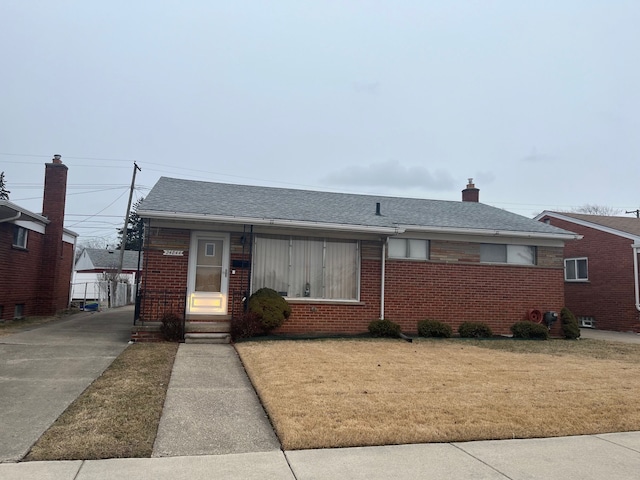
top-left (0, 156), bottom-right (77, 321)
top-left (133, 178), bottom-right (579, 341)
top-left (535, 211), bottom-right (640, 332)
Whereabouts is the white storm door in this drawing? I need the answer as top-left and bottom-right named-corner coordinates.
top-left (187, 233), bottom-right (230, 315)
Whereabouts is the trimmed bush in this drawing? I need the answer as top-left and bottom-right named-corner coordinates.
top-left (231, 311), bottom-right (264, 340)
top-left (561, 307), bottom-right (581, 340)
top-left (511, 321), bottom-right (549, 340)
top-left (417, 319), bottom-right (452, 338)
top-left (458, 321), bottom-right (493, 338)
top-left (160, 312), bottom-right (183, 342)
top-left (368, 319), bottom-right (401, 338)
top-left (247, 288), bottom-right (292, 333)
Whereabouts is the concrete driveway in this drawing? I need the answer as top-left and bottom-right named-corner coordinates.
top-left (0, 306), bottom-right (133, 462)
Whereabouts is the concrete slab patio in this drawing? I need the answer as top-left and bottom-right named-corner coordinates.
top-left (151, 344), bottom-right (281, 457)
top-left (0, 306), bottom-right (133, 462)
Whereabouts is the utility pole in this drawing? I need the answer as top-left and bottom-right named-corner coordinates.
top-left (626, 209), bottom-right (640, 219)
top-left (118, 162), bottom-right (141, 276)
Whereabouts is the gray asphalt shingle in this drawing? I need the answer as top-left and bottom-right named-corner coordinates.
top-left (140, 177), bottom-right (574, 237)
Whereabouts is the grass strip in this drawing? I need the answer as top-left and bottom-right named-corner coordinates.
top-left (237, 338), bottom-right (640, 450)
top-left (25, 342), bottom-right (178, 461)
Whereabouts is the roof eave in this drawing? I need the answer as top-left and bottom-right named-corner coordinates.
top-left (138, 210), bottom-right (401, 235)
top-left (536, 211), bottom-right (640, 241)
top-left (399, 224), bottom-right (582, 241)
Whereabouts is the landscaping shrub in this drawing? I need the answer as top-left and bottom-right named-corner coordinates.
top-left (417, 319), bottom-right (452, 338)
top-left (159, 312), bottom-right (183, 342)
top-left (510, 321), bottom-right (549, 340)
top-left (458, 321), bottom-right (493, 338)
top-left (247, 288), bottom-right (292, 333)
top-left (368, 319), bottom-right (401, 338)
top-left (561, 307), bottom-right (581, 340)
top-left (231, 311), bottom-right (264, 340)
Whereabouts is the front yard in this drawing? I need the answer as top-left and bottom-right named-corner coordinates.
top-left (236, 338), bottom-right (640, 450)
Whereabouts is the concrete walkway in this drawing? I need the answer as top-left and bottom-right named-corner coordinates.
top-left (580, 327), bottom-right (640, 343)
top-left (0, 306), bottom-right (132, 462)
top-left (152, 344), bottom-right (280, 456)
top-left (1, 432), bottom-right (639, 479)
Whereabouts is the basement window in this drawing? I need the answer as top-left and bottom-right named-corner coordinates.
top-left (565, 258), bottom-right (588, 281)
top-left (14, 304), bottom-right (24, 320)
top-left (12, 226), bottom-right (28, 249)
top-left (578, 316), bottom-right (595, 328)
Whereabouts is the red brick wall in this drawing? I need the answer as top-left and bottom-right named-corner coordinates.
top-left (540, 216), bottom-right (640, 332)
top-left (384, 261), bottom-right (564, 335)
top-left (0, 225), bottom-right (45, 320)
top-left (138, 227), bottom-right (190, 321)
top-left (139, 227), bottom-right (566, 335)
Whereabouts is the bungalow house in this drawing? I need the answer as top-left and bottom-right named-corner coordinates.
top-left (535, 211), bottom-right (640, 332)
top-left (133, 178), bottom-right (579, 341)
top-left (0, 155), bottom-right (77, 321)
top-left (72, 248), bottom-right (142, 307)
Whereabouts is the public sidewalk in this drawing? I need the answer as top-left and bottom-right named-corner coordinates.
top-left (1, 432), bottom-right (639, 479)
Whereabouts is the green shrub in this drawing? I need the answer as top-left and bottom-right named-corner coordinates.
top-left (510, 321), bottom-right (549, 340)
top-left (159, 312), bottom-right (183, 342)
top-left (417, 319), bottom-right (452, 338)
top-left (560, 307), bottom-right (581, 340)
top-left (368, 319), bottom-right (401, 338)
top-left (231, 312), bottom-right (264, 340)
top-left (247, 288), bottom-right (292, 333)
top-left (458, 321), bottom-right (493, 338)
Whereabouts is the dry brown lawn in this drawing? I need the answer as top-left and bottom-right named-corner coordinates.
top-left (236, 338), bottom-right (640, 450)
top-left (25, 342), bottom-right (178, 461)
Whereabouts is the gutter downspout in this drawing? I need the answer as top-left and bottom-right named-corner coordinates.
top-left (633, 243), bottom-right (640, 312)
top-left (380, 239), bottom-right (386, 320)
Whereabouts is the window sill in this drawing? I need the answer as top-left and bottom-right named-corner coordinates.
top-left (565, 280), bottom-right (590, 283)
top-left (11, 245), bottom-right (28, 251)
top-left (286, 298), bottom-right (365, 306)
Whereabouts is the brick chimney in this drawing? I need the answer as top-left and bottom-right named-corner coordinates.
top-left (38, 154), bottom-right (69, 315)
top-left (462, 178), bottom-right (479, 202)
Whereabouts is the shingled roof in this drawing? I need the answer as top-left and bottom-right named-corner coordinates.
top-left (76, 248), bottom-right (142, 271)
top-left (140, 177), bottom-right (577, 239)
top-left (541, 211), bottom-right (640, 239)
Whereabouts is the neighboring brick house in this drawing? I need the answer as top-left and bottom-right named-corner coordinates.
top-left (133, 177), bottom-right (578, 341)
top-left (535, 211), bottom-right (640, 332)
top-left (0, 156), bottom-right (77, 321)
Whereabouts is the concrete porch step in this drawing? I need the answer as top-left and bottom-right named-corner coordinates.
top-left (184, 333), bottom-right (231, 344)
top-left (185, 321), bottom-right (230, 334)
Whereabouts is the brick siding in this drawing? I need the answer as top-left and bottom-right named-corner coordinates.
top-left (139, 228), bottom-right (566, 336)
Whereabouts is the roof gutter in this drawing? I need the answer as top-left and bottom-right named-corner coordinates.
top-left (397, 224), bottom-right (582, 241)
top-left (138, 210), bottom-right (402, 235)
top-left (0, 211), bottom-right (21, 224)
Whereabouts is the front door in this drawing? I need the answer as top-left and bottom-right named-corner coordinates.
top-left (187, 232), bottom-right (230, 316)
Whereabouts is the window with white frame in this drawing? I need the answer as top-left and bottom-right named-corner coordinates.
top-left (388, 238), bottom-right (429, 260)
top-left (480, 244), bottom-right (536, 265)
top-left (565, 258), bottom-right (588, 281)
top-left (12, 226), bottom-right (27, 249)
top-left (252, 235), bottom-right (359, 300)
top-left (578, 316), bottom-right (594, 328)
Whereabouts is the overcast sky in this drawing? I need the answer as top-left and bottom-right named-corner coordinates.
top-left (1, 1), bottom-right (639, 246)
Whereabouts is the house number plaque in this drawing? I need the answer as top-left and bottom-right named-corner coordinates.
top-left (163, 250), bottom-right (184, 256)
